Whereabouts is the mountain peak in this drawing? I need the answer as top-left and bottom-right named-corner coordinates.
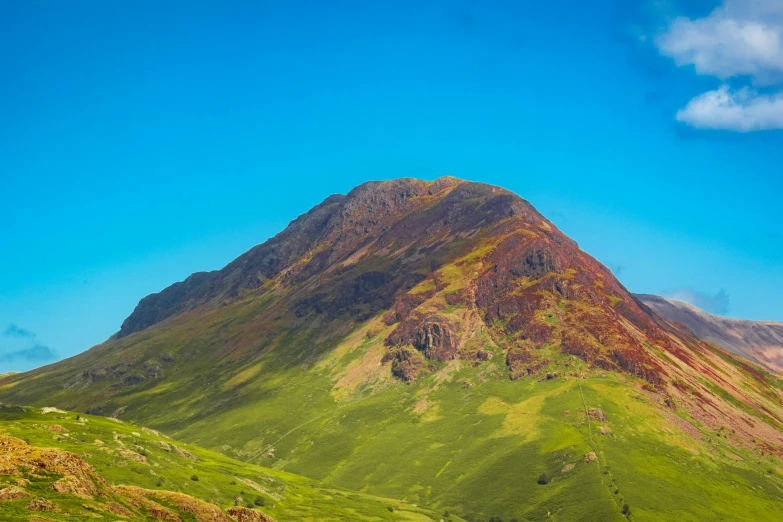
top-left (112, 176), bottom-right (672, 388)
top-left (118, 177), bottom-right (536, 337)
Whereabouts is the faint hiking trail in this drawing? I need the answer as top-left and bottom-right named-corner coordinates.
top-left (255, 402), bottom-right (352, 461)
top-left (579, 381), bottom-right (633, 519)
top-left (578, 381), bottom-right (601, 468)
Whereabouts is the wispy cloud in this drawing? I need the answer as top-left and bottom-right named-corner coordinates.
top-left (0, 344), bottom-right (57, 363)
top-left (0, 324), bottom-right (57, 365)
top-left (663, 287), bottom-right (730, 315)
top-left (3, 323), bottom-right (36, 338)
top-left (656, 0), bottom-right (783, 131)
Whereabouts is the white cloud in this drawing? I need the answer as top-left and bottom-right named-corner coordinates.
top-left (656, 0), bottom-right (783, 131)
top-left (659, 14), bottom-right (783, 82)
top-left (676, 85), bottom-right (783, 131)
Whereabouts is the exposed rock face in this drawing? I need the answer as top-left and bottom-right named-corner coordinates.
top-left (414, 318), bottom-right (458, 361)
top-left (637, 294), bottom-right (783, 374)
top-left (382, 346), bottom-right (429, 383)
top-left (386, 315), bottom-right (459, 362)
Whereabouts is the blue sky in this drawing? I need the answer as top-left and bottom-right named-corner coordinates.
top-left (2, 0), bottom-right (782, 372)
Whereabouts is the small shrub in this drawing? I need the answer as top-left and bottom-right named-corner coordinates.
top-left (254, 496), bottom-right (265, 507)
top-left (622, 503), bottom-right (631, 516)
top-left (190, 475), bottom-right (199, 481)
top-left (387, 506), bottom-right (394, 512)
top-left (537, 473), bottom-right (550, 485)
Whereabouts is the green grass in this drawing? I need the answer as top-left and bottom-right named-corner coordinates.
top-left (0, 406), bottom-right (448, 521)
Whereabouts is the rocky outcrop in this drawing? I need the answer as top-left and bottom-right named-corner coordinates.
top-left (386, 315), bottom-right (459, 362)
top-left (226, 506), bottom-right (277, 522)
top-left (382, 346), bottom-right (429, 382)
top-left (52, 475), bottom-right (96, 499)
top-left (0, 485), bottom-right (30, 500)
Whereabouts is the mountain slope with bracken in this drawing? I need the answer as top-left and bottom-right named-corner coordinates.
top-left (2, 177), bottom-right (783, 521)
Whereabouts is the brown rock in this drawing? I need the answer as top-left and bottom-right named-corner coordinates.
top-left (587, 408), bottom-right (608, 422)
top-left (584, 451), bottom-right (598, 463)
top-left (120, 449), bottom-right (148, 463)
top-left (172, 445), bottom-right (198, 461)
top-left (116, 486), bottom-right (182, 521)
top-left (386, 315), bottom-right (459, 362)
top-left (105, 501), bottom-right (134, 517)
top-left (120, 486), bottom-right (232, 521)
top-left (52, 475), bottom-right (95, 499)
top-left (0, 485), bottom-right (30, 500)
top-left (27, 497), bottom-right (58, 512)
top-left (154, 440), bottom-right (172, 452)
top-left (226, 506), bottom-right (277, 521)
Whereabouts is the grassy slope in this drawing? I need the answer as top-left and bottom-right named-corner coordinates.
top-left (0, 406), bottom-right (445, 521)
top-left (9, 320), bottom-right (783, 521)
top-left (3, 301), bottom-right (783, 520)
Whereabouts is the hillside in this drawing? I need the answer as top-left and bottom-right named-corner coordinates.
top-left (0, 405), bottom-right (445, 521)
top-left (637, 294), bottom-right (783, 374)
top-left (3, 177), bottom-right (783, 520)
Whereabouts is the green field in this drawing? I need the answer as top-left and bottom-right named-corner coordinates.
top-left (0, 405), bottom-right (448, 521)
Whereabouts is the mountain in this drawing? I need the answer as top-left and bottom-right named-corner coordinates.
top-left (3, 177), bottom-right (783, 521)
top-left (637, 294), bottom-right (783, 375)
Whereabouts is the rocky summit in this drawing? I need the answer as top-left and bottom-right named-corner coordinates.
top-left (3, 178), bottom-right (783, 521)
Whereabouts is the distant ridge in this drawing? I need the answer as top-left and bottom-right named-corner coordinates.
top-left (636, 293), bottom-right (783, 374)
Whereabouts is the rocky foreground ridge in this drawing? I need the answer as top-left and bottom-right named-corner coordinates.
top-left (0, 434), bottom-right (274, 522)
